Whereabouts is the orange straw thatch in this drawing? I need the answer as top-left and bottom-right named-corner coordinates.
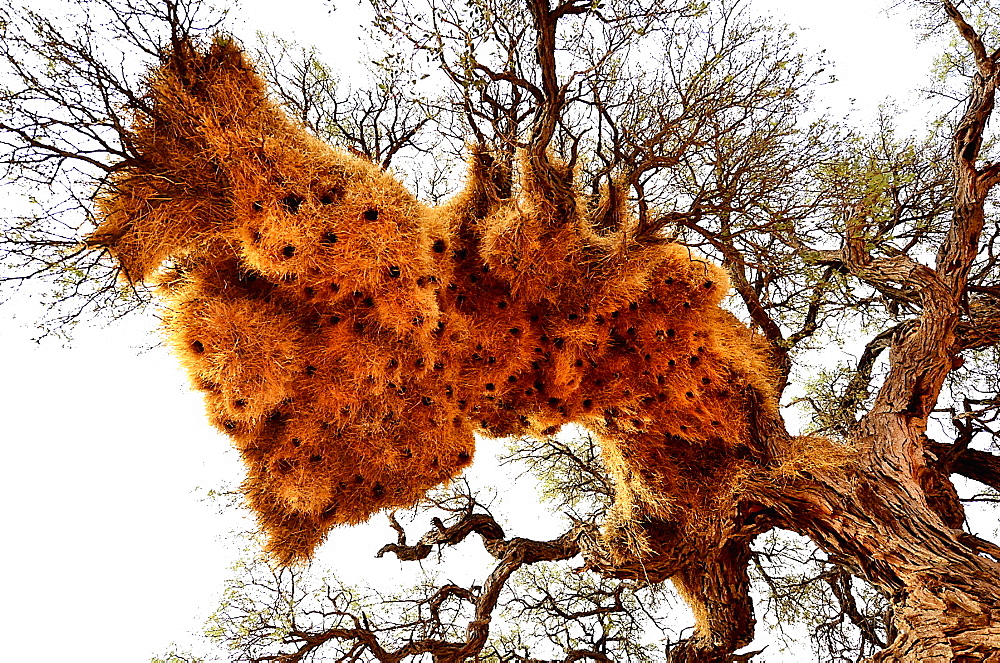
top-left (89, 39), bottom-right (779, 564)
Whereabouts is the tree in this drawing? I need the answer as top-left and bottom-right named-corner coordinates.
top-left (4, 0), bottom-right (1000, 661)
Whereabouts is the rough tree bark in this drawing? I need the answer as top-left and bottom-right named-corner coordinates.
top-left (749, 3), bottom-right (1000, 659)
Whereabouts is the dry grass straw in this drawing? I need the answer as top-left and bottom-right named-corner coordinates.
top-left (88, 38), bottom-right (825, 565)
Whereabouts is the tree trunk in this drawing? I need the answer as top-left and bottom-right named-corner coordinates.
top-left (666, 540), bottom-right (755, 662)
top-left (757, 5), bottom-right (1000, 657)
top-left (766, 458), bottom-right (1000, 661)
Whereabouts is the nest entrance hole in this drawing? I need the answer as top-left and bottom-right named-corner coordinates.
top-left (282, 194), bottom-right (304, 213)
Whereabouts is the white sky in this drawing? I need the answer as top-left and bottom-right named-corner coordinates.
top-left (0, 0), bottom-right (950, 661)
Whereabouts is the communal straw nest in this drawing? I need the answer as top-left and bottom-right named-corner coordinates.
top-left (89, 39), bottom-right (780, 564)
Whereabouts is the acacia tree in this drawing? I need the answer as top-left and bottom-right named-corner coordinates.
top-left (5, 0), bottom-right (1000, 661)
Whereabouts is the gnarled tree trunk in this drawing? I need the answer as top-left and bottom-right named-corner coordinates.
top-left (758, 4), bottom-right (1000, 656)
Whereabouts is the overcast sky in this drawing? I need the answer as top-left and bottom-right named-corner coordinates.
top-left (0, 0), bottom-right (946, 660)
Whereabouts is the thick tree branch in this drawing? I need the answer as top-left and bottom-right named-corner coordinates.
top-left (666, 540), bottom-right (756, 662)
top-left (942, 0), bottom-right (996, 79)
top-left (930, 442), bottom-right (1000, 492)
top-left (835, 325), bottom-right (905, 434)
top-left (377, 512), bottom-right (505, 561)
top-left (955, 293), bottom-right (1000, 350)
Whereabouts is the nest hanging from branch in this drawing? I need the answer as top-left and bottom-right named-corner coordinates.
top-left (90, 39), bottom-right (781, 564)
